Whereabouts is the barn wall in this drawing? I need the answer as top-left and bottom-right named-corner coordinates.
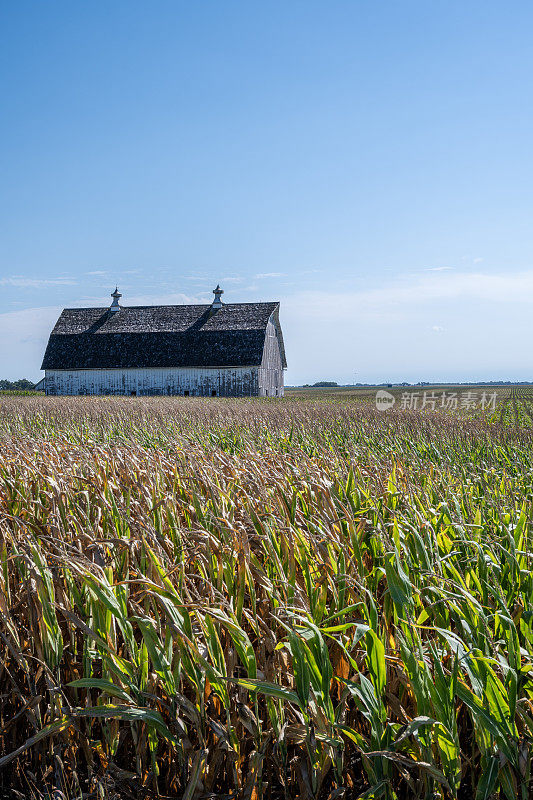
top-left (45, 367), bottom-right (259, 397)
top-left (258, 316), bottom-right (284, 396)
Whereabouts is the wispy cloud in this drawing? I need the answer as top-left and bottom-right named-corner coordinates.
top-left (280, 269), bottom-right (533, 383)
top-left (424, 266), bottom-right (454, 272)
top-left (0, 277), bottom-right (77, 288)
top-left (0, 306), bottom-right (62, 379)
top-left (87, 268), bottom-right (142, 277)
top-left (125, 291), bottom-right (200, 306)
top-left (286, 269), bottom-right (533, 321)
top-left (221, 276), bottom-right (243, 284)
top-left (3, 268), bottom-right (533, 383)
top-left (255, 272), bottom-right (286, 279)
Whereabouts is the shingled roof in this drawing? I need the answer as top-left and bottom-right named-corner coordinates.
top-left (41, 302), bottom-right (286, 371)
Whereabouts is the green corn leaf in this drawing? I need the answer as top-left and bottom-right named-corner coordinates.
top-left (365, 629), bottom-right (386, 697)
top-left (232, 678), bottom-right (300, 706)
top-left (475, 756), bottom-right (499, 800)
top-left (73, 704), bottom-right (178, 745)
top-left (68, 677), bottom-right (134, 704)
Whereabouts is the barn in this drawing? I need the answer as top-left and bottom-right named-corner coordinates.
top-left (41, 286), bottom-right (286, 397)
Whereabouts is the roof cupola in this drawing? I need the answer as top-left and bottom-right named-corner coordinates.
top-left (211, 284), bottom-right (224, 309)
top-left (109, 287), bottom-right (122, 312)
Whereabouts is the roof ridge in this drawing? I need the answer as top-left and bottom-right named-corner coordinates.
top-left (60, 301), bottom-right (279, 311)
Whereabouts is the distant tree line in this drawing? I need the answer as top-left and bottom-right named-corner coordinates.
top-left (0, 379), bottom-right (36, 391)
top-left (291, 380), bottom-right (533, 388)
top-left (300, 381), bottom-right (339, 388)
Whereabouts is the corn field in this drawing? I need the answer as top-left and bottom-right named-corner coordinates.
top-left (0, 396), bottom-right (532, 799)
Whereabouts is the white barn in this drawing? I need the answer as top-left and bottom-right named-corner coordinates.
top-left (41, 286), bottom-right (286, 397)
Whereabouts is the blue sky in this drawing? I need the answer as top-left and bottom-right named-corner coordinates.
top-left (1, 1), bottom-right (533, 383)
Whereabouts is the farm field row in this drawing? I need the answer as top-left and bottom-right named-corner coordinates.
top-left (0, 396), bottom-right (532, 799)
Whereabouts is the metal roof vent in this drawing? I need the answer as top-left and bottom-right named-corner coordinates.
top-left (109, 287), bottom-right (122, 312)
top-left (211, 284), bottom-right (224, 309)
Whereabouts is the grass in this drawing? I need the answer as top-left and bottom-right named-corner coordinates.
top-left (0, 394), bottom-right (532, 799)
top-left (0, 390), bottom-right (44, 396)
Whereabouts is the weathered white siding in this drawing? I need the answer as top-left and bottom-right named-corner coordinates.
top-left (258, 316), bottom-right (284, 396)
top-left (45, 367), bottom-right (259, 396)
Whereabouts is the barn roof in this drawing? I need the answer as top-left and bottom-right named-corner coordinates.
top-left (41, 302), bottom-right (287, 370)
